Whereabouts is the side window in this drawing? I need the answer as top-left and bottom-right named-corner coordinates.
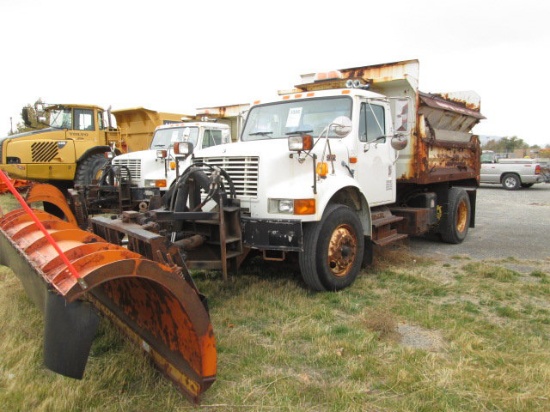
top-left (202, 130), bottom-right (223, 148)
top-left (97, 111), bottom-right (105, 130)
top-left (359, 102), bottom-right (385, 142)
top-left (74, 109), bottom-right (94, 131)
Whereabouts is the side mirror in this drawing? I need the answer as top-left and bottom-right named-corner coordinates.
top-left (391, 134), bottom-right (408, 151)
top-left (331, 116), bottom-right (352, 137)
top-left (22, 107), bottom-right (32, 128)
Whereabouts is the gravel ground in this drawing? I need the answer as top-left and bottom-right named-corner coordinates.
top-left (409, 183), bottom-right (550, 267)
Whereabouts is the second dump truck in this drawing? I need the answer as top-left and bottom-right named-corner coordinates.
top-left (0, 103), bottom-right (187, 187)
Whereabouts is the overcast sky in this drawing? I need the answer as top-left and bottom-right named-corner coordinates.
top-left (1, 0), bottom-right (549, 147)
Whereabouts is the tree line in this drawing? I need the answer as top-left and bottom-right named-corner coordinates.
top-left (482, 136), bottom-right (550, 158)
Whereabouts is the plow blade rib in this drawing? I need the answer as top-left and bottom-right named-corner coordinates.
top-left (0, 208), bottom-right (216, 403)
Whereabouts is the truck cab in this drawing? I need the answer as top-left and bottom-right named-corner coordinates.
top-left (112, 122), bottom-right (231, 192)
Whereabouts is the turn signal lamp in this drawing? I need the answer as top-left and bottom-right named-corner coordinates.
top-left (316, 162), bottom-right (328, 177)
top-left (169, 161), bottom-right (176, 170)
top-left (288, 134), bottom-right (313, 151)
top-left (294, 199), bottom-right (315, 215)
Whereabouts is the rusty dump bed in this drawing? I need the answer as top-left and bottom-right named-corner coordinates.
top-left (338, 59), bottom-right (484, 185)
top-left (0, 206), bottom-right (216, 403)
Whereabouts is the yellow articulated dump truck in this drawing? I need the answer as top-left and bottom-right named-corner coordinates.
top-left (0, 103), bottom-right (187, 187)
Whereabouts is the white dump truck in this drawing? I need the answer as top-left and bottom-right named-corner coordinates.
top-left (184, 58), bottom-right (485, 291)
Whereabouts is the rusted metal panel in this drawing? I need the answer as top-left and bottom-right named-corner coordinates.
top-left (401, 92), bottom-right (482, 185)
top-left (0, 207), bottom-right (216, 403)
top-left (420, 92), bottom-right (484, 119)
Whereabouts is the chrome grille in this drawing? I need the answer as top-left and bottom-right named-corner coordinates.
top-left (112, 158), bottom-right (141, 181)
top-left (195, 156), bottom-right (259, 198)
top-left (31, 142), bottom-right (58, 162)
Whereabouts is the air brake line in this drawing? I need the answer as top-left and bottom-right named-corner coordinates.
top-left (0, 171), bottom-right (88, 289)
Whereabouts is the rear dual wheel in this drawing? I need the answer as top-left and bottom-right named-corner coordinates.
top-left (440, 187), bottom-right (470, 244)
top-left (299, 204), bottom-right (364, 291)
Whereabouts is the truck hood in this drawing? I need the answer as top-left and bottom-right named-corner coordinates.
top-left (114, 149), bottom-right (157, 161)
top-left (193, 140), bottom-right (289, 158)
top-left (0, 127), bottom-right (57, 145)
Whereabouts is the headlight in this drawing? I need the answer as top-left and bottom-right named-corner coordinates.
top-left (268, 199), bottom-right (315, 215)
top-left (288, 134), bottom-right (313, 151)
top-left (174, 141), bottom-right (193, 155)
top-left (145, 179), bottom-right (167, 188)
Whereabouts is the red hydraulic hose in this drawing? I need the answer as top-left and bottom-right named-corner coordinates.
top-left (0, 171), bottom-right (87, 289)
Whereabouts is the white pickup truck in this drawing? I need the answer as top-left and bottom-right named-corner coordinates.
top-left (480, 151), bottom-right (546, 189)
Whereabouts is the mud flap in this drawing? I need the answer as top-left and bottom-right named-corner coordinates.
top-left (44, 292), bottom-right (100, 379)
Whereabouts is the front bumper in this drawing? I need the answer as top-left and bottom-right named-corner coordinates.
top-left (242, 217), bottom-right (303, 251)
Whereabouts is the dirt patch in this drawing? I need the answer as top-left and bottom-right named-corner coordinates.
top-left (397, 322), bottom-right (445, 352)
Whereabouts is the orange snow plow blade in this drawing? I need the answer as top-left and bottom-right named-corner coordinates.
top-left (24, 182), bottom-right (79, 227)
top-left (0, 207), bottom-right (216, 403)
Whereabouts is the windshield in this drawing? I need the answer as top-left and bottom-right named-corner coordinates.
top-left (49, 109), bottom-right (72, 129)
top-left (242, 96), bottom-right (352, 141)
top-left (150, 126), bottom-right (199, 149)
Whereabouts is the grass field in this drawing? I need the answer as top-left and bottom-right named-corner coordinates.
top-left (0, 193), bottom-right (549, 411)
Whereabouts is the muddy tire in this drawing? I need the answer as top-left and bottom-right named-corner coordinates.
top-left (440, 187), bottom-right (470, 244)
top-left (502, 173), bottom-right (521, 190)
top-left (299, 204), bottom-right (364, 291)
top-left (74, 153), bottom-right (109, 187)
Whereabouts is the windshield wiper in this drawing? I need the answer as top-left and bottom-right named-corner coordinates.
top-left (285, 129), bottom-right (313, 135)
top-left (249, 131), bottom-right (273, 136)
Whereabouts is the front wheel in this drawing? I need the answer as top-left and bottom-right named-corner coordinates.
top-left (74, 153), bottom-right (109, 187)
top-left (440, 187), bottom-right (471, 244)
top-left (502, 173), bottom-right (521, 190)
top-left (299, 204), bottom-right (364, 291)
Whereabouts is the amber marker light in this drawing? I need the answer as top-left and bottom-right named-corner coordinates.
top-left (349, 157), bottom-right (357, 164)
top-left (316, 162), bottom-right (328, 177)
top-left (294, 199), bottom-right (315, 215)
top-left (169, 161), bottom-right (176, 170)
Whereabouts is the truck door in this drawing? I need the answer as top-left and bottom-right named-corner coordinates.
top-left (355, 100), bottom-right (396, 205)
top-left (480, 156), bottom-right (500, 183)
